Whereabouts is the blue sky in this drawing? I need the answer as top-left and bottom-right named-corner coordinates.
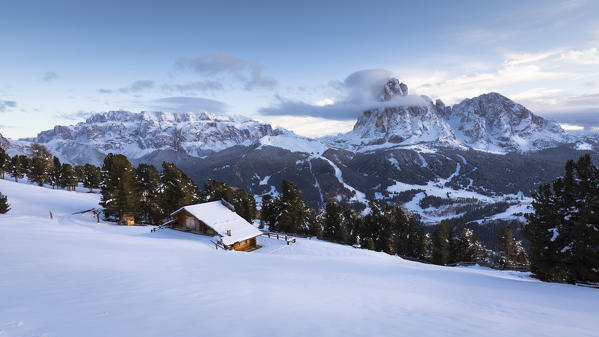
top-left (1, 0), bottom-right (598, 138)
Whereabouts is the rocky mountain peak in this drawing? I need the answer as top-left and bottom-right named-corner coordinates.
top-left (380, 78), bottom-right (408, 101)
top-left (332, 80), bottom-right (571, 153)
top-left (26, 110), bottom-right (278, 164)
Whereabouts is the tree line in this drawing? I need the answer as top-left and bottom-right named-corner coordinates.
top-left (0, 144), bottom-right (256, 225)
top-left (0, 143), bottom-right (101, 191)
top-left (524, 154), bottom-right (599, 283)
top-left (0, 143), bottom-right (522, 268)
top-left (99, 153), bottom-right (257, 224)
top-left (259, 179), bottom-right (510, 265)
top-left (6, 144), bottom-right (595, 283)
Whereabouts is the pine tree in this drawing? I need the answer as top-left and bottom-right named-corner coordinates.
top-left (9, 156), bottom-right (25, 182)
top-left (360, 200), bottom-right (386, 251)
top-left (100, 154), bottom-right (139, 220)
top-left (340, 204), bottom-right (357, 244)
top-left (29, 142), bottom-right (52, 160)
top-left (82, 163), bottom-right (101, 192)
top-left (565, 155), bottom-right (599, 282)
top-left (322, 201), bottom-right (351, 243)
top-left (74, 165), bottom-right (85, 184)
top-left (232, 189), bottom-right (257, 223)
top-left (451, 226), bottom-right (486, 263)
top-left (0, 192), bottom-right (9, 214)
top-left (159, 161), bottom-right (199, 216)
top-left (323, 202), bottom-right (342, 241)
top-left (29, 156), bottom-right (51, 186)
top-left (204, 179), bottom-right (234, 202)
top-left (496, 226), bottom-right (528, 267)
top-left (432, 221), bottom-right (450, 265)
top-left (260, 194), bottom-right (279, 230)
top-left (366, 237), bottom-right (375, 251)
top-left (59, 163), bottom-right (78, 191)
top-left (525, 154), bottom-right (599, 282)
top-left (136, 163), bottom-right (162, 224)
top-left (276, 180), bottom-right (306, 234)
top-left (0, 147), bottom-right (9, 179)
top-left (17, 155), bottom-right (31, 176)
top-left (307, 207), bottom-right (323, 238)
top-left (49, 156), bottom-right (62, 188)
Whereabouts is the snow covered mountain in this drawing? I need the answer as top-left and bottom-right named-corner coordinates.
top-left (19, 110), bottom-right (278, 165)
top-left (4, 79), bottom-right (581, 164)
top-left (330, 79), bottom-right (571, 153)
top-left (1, 80), bottom-right (597, 224)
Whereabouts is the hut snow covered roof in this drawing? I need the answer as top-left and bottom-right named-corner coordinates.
top-left (170, 201), bottom-right (262, 246)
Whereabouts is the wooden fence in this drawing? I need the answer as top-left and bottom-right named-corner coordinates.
top-left (261, 231), bottom-right (298, 245)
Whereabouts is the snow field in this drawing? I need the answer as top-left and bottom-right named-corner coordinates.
top-left (0, 179), bottom-right (598, 337)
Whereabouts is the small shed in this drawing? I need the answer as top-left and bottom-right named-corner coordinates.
top-left (170, 200), bottom-right (262, 251)
top-left (120, 213), bottom-right (135, 226)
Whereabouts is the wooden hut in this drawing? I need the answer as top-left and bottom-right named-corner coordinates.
top-left (170, 200), bottom-right (262, 251)
top-left (120, 213), bottom-right (135, 226)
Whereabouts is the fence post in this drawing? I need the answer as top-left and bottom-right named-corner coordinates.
top-left (276, 234), bottom-right (279, 240)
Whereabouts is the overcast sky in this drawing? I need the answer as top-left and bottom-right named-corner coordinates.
top-left (1, 0), bottom-right (598, 138)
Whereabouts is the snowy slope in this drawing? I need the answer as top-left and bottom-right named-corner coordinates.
top-left (1, 179), bottom-right (598, 337)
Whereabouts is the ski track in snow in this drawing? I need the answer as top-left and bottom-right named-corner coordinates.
top-left (320, 156), bottom-right (367, 204)
top-left (417, 152), bottom-right (428, 167)
top-left (0, 179), bottom-right (597, 337)
top-left (308, 160), bottom-right (324, 205)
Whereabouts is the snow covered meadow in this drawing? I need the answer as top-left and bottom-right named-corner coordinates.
top-left (0, 179), bottom-right (597, 337)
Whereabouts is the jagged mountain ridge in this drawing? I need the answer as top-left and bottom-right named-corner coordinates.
top-left (6, 80), bottom-right (578, 164)
top-left (17, 110), bottom-right (279, 164)
top-left (330, 80), bottom-right (571, 153)
top-left (1, 80), bottom-right (597, 224)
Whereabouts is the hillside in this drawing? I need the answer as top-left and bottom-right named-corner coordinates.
top-left (0, 179), bottom-right (597, 337)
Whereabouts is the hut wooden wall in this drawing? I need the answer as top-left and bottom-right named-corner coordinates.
top-left (232, 237), bottom-right (257, 251)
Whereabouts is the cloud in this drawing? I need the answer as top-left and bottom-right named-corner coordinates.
top-left (406, 50), bottom-right (577, 105)
top-left (260, 69), bottom-right (428, 120)
top-left (176, 52), bottom-right (247, 75)
top-left (545, 110), bottom-right (599, 131)
top-left (176, 52), bottom-right (277, 91)
top-left (518, 92), bottom-right (599, 130)
top-left (56, 110), bottom-right (94, 121)
top-left (42, 71), bottom-right (59, 82)
top-left (260, 116), bottom-right (355, 138)
top-left (0, 100), bottom-right (17, 112)
top-left (343, 69), bottom-right (393, 101)
top-left (244, 65), bottom-right (278, 90)
top-left (122, 80), bottom-right (155, 93)
top-left (150, 96), bottom-right (226, 113)
top-left (98, 80), bottom-right (155, 94)
top-left (504, 50), bottom-right (562, 66)
top-left (560, 47), bottom-right (599, 65)
top-left (559, 123), bottom-right (585, 131)
top-left (162, 80), bottom-right (224, 93)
